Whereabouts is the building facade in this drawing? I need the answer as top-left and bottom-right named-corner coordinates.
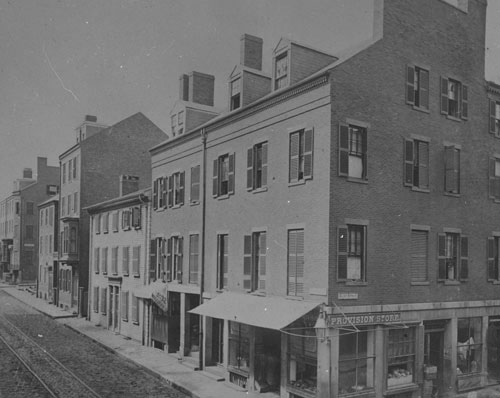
top-left (37, 196), bottom-right (59, 303)
top-left (57, 113), bottom-right (166, 316)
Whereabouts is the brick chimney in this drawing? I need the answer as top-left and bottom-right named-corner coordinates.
top-left (23, 168), bottom-right (33, 179)
top-left (120, 175), bottom-right (139, 196)
top-left (189, 71), bottom-right (215, 106)
top-left (240, 34), bottom-right (263, 71)
top-left (179, 74), bottom-right (189, 101)
top-left (75, 115), bottom-right (106, 143)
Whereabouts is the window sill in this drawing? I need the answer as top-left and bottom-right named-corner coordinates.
top-left (103, 231), bottom-right (109, 234)
top-left (132, 321), bottom-right (139, 326)
top-left (251, 187), bottom-right (268, 194)
top-left (488, 279), bottom-right (500, 285)
top-left (172, 204), bottom-right (183, 209)
top-left (412, 105), bottom-right (430, 114)
top-left (344, 281), bottom-right (368, 286)
top-left (285, 295), bottom-right (304, 301)
top-left (122, 227), bottom-right (131, 231)
top-left (442, 280), bottom-right (460, 285)
top-left (134, 226), bottom-right (141, 231)
top-left (155, 207), bottom-right (166, 213)
top-left (410, 281), bottom-right (430, 286)
top-left (288, 180), bottom-right (306, 187)
top-left (445, 114), bottom-right (462, 122)
top-left (189, 201), bottom-right (200, 206)
top-left (123, 273), bottom-right (129, 277)
top-left (216, 194), bottom-right (230, 201)
top-left (133, 274), bottom-right (140, 278)
top-left (112, 229), bottom-right (119, 233)
top-left (411, 187), bottom-right (430, 193)
top-left (347, 177), bottom-right (368, 184)
top-left (122, 319), bottom-right (128, 323)
top-left (444, 192), bottom-right (460, 198)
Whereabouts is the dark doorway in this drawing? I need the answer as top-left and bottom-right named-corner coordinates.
top-left (424, 323), bottom-right (445, 398)
top-left (211, 318), bottom-right (224, 365)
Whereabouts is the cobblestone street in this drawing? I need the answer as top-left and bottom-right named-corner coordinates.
top-left (0, 290), bottom-right (187, 398)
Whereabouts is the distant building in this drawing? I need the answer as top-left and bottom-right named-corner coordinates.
top-left (37, 195), bottom-right (58, 303)
top-left (57, 113), bottom-right (167, 316)
top-left (0, 157), bottom-right (59, 284)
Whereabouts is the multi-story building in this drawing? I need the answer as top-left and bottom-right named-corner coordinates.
top-left (150, 0), bottom-right (500, 397)
top-left (37, 195), bottom-right (59, 303)
top-left (57, 113), bottom-right (166, 316)
top-left (0, 157), bottom-right (59, 284)
top-left (87, 179), bottom-right (151, 343)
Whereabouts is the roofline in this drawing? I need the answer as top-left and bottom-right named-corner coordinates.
top-left (84, 188), bottom-right (151, 214)
top-left (59, 143), bottom-right (80, 160)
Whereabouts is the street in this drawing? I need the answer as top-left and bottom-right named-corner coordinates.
top-left (0, 290), bottom-right (187, 398)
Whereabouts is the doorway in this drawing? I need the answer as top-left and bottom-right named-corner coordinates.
top-left (211, 318), bottom-right (224, 365)
top-left (488, 318), bottom-right (500, 383)
top-left (424, 324), bottom-right (445, 398)
top-left (108, 286), bottom-right (120, 332)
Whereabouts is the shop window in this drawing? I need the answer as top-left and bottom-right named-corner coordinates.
top-left (387, 328), bottom-right (416, 388)
top-left (457, 318), bottom-right (482, 375)
top-left (247, 142), bottom-right (268, 190)
top-left (437, 232), bottom-right (468, 281)
top-left (338, 328), bottom-right (375, 395)
top-left (289, 129), bottom-right (313, 183)
top-left (228, 322), bottom-right (250, 373)
top-left (216, 234), bottom-right (228, 289)
top-left (243, 231), bottom-right (266, 291)
top-left (339, 124), bottom-right (367, 180)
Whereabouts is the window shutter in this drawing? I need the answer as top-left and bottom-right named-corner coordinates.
top-left (339, 124), bottom-right (349, 177)
top-left (133, 207), bottom-right (141, 229)
top-left (179, 171), bottom-right (185, 206)
top-left (288, 231), bottom-right (297, 295)
top-left (337, 226), bottom-right (348, 280)
top-left (403, 139), bottom-right (414, 186)
top-left (440, 77), bottom-right (449, 115)
top-left (490, 100), bottom-right (497, 134)
top-left (243, 235), bottom-right (252, 290)
top-left (121, 291), bottom-right (128, 321)
top-left (489, 158), bottom-right (498, 199)
top-left (461, 84), bottom-right (468, 120)
top-left (437, 233), bottom-right (446, 280)
top-left (177, 237), bottom-right (183, 282)
top-left (122, 246), bottom-right (129, 276)
top-left (406, 65), bottom-right (415, 105)
top-left (166, 238), bottom-right (172, 281)
top-left (261, 142), bottom-right (268, 187)
top-left (258, 232), bottom-right (266, 291)
top-left (133, 246), bottom-right (140, 276)
top-left (153, 179), bottom-right (158, 210)
top-left (420, 69), bottom-right (429, 109)
top-left (149, 239), bottom-right (157, 281)
top-left (444, 146), bottom-right (458, 193)
top-left (296, 230), bottom-right (304, 296)
top-left (459, 235), bottom-right (468, 281)
top-left (247, 147), bottom-right (254, 190)
top-left (131, 294), bottom-right (137, 323)
top-left (289, 133), bottom-right (299, 182)
top-left (488, 237), bottom-right (496, 280)
top-left (212, 159), bottom-right (219, 197)
top-left (410, 230), bottom-right (428, 282)
top-left (418, 141), bottom-right (429, 188)
top-left (168, 176), bottom-right (173, 208)
top-left (303, 128), bottom-right (314, 180)
top-left (162, 176), bottom-right (168, 209)
top-left (228, 153), bottom-right (235, 195)
top-left (222, 235), bottom-right (228, 288)
top-left (102, 288), bottom-right (107, 314)
top-left (112, 247), bottom-right (118, 274)
top-left (190, 165), bottom-right (200, 203)
top-left (95, 248), bottom-right (100, 273)
top-left (361, 128), bottom-right (368, 179)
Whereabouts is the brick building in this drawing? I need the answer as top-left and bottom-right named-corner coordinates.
top-left (37, 195), bottom-right (59, 303)
top-left (0, 157), bottom-right (59, 284)
top-left (57, 113), bottom-right (166, 316)
top-left (148, 0), bottom-right (500, 397)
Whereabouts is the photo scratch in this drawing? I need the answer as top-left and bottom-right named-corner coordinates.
top-left (42, 43), bottom-right (80, 103)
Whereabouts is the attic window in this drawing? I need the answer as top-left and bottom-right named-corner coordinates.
top-left (230, 78), bottom-right (241, 110)
top-left (275, 52), bottom-right (288, 90)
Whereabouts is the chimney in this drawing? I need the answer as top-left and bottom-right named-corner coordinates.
top-left (76, 115), bottom-right (105, 143)
top-left (120, 175), bottom-right (139, 196)
top-left (179, 74), bottom-right (189, 101)
top-left (240, 34), bottom-right (263, 71)
top-left (85, 115), bottom-right (97, 123)
top-left (23, 168), bottom-right (33, 179)
top-left (189, 71), bottom-right (215, 106)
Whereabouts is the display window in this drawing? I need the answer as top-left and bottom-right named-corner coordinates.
top-left (287, 323), bottom-right (317, 396)
top-left (339, 327), bottom-right (375, 395)
top-left (457, 318), bottom-right (482, 375)
top-left (228, 322), bottom-right (250, 372)
top-left (387, 328), bottom-right (416, 388)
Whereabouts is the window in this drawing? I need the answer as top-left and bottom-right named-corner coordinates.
top-left (40, 210), bottom-right (44, 227)
top-left (228, 322), bottom-right (250, 372)
top-left (339, 328), bottom-right (375, 395)
top-left (25, 225), bottom-right (34, 242)
top-left (39, 236), bottom-right (43, 254)
top-left (68, 159), bottom-right (72, 182)
top-left (122, 246), bottom-right (130, 276)
top-left (45, 207), bottom-right (49, 225)
top-left (102, 247), bottom-right (108, 274)
top-left (150, 238), bottom-right (165, 282)
top-left (387, 328), bottom-right (416, 388)
top-left (111, 247), bottom-right (118, 275)
top-left (166, 236), bottom-right (183, 282)
top-left (243, 231), bottom-right (266, 291)
top-left (406, 65), bottom-right (429, 110)
top-left (121, 291), bottom-right (129, 321)
top-left (275, 52), bottom-right (288, 90)
top-left (62, 163), bottom-right (66, 184)
top-left (339, 124), bottom-right (367, 180)
top-left (94, 248), bottom-right (100, 273)
top-left (444, 146), bottom-right (460, 194)
top-left (132, 246), bottom-right (140, 276)
top-left (247, 142), bottom-right (268, 190)
top-left (95, 214), bottom-right (101, 234)
top-left (101, 288), bottom-right (107, 314)
top-left (489, 157), bottom-right (500, 201)
top-left (457, 318), bottom-right (482, 375)
top-left (61, 197), bottom-right (66, 217)
top-left (73, 192), bottom-right (78, 213)
top-left (189, 234), bottom-right (199, 284)
top-left (437, 232), bottom-right (468, 281)
top-left (490, 100), bottom-right (500, 136)
top-left (441, 77), bottom-right (468, 120)
top-left (213, 154), bottom-right (235, 197)
top-left (171, 115), bottom-right (176, 135)
top-left (122, 210), bottom-right (131, 230)
top-left (93, 286), bottom-right (99, 313)
top-left (26, 202), bottom-right (34, 215)
top-left (190, 166), bottom-right (201, 204)
top-left (47, 185), bottom-right (58, 195)
top-left (178, 110), bottom-right (184, 125)
top-left (73, 156), bottom-right (77, 179)
top-left (287, 229), bottom-right (304, 296)
top-left (132, 207), bottom-right (141, 229)
top-left (230, 77), bottom-right (241, 110)
top-left (404, 139), bottom-right (429, 189)
top-left (112, 212), bottom-right (118, 232)
top-left (488, 236), bottom-right (500, 281)
top-left (410, 229), bottom-right (428, 282)
top-left (289, 129), bottom-right (313, 183)
top-left (337, 225), bottom-right (366, 282)
top-left (103, 213), bottom-right (109, 233)
top-left (67, 194), bottom-right (71, 215)
top-left (131, 294), bottom-right (139, 324)
top-left (216, 234), bottom-right (228, 289)
top-left (69, 226), bottom-right (77, 253)
top-left (172, 172), bottom-right (185, 207)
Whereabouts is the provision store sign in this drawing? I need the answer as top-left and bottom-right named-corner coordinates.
top-left (326, 312), bottom-right (402, 327)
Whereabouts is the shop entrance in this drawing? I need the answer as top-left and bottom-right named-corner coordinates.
top-left (211, 318), bottom-right (224, 365)
top-left (424, 323), bottom-right (445, 398)
top-left (167, 292), bottom-right (181, 353)
top-left (488, 318), bottom-right (500, 383)
top-left (185, 294), bottom-right (200, 357)
top-left (255, 328), bottom-right (281, 393)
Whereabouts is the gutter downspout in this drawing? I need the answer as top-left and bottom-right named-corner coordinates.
top-left (199, 128), bottom-right (207, 371)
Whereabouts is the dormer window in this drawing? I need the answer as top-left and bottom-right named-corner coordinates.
top-left (230, 78), bottom-right (241, 110)
top-left (275, 52), bottom-right (288, 90)
top-left (171, 115), bottom-right (176, 136)
top-left (178, 111), bottom-right (184, 126)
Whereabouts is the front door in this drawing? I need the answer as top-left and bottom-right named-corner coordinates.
top-left (424, 329), bottom-right (444, 398)
top-left (211, 318), bottom-right (224, 365)
top-left (108, 286), bottom-right (120, 332)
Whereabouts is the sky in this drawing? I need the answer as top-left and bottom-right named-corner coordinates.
top-left (0, 0), bottom-right (499, 200)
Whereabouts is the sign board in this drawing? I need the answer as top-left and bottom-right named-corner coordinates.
top-left (338, 292), bottom-right (358, 300)
top-left (152, 285), bottom-right (168, 312)
top-left (326, 312), bottom-right (402, 327)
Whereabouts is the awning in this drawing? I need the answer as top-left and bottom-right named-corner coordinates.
top-left (189, 292), bottom-right (320, 330)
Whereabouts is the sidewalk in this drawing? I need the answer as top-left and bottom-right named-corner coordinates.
top-left (0, 285), bottom-right (276, 398)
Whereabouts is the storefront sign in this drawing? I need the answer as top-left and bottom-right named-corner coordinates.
top-left (326, 312), bottom-right (402, 327)
top-left (152, 290), bottom-right (168, 312)
top-left (338, 292), bottom-right (358, 300)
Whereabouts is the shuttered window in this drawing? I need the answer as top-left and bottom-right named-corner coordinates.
top-left (242, 232), bottom-right (266, 291)
top-left (217, 234), bottom-right (228, 289)
top-left (122, 246), bottom-right (130, 276)
top-left (488, 237), bottom-right (500, 281)
top-left (287, 229), bottom-right (304, 296)
top-left (441, 77), bottom-right (468, 120)
top-left (122, 210), bottom-right (131, 230)
top-left (132, 246), bottom-right (140, 276)
top-left (339, 124), bottom-right (367, 179)
top-left (410, 230), bottom-right (428, 282)
top-left (95, 214), bottom-right (101, 234)
top-left (93, 286), bottom-right (99, 313)
top-left (101, 288), bottom-right (107, 314)
top-left (112, 212), bottom-right (119, 232)
top-left (94, 248), bottom-right (100, 273)
top-left (444, 146), bottom-right (460, 194)
top-left (289, 129), bottom-right (313, 183)
top-left (489, 158), bottom-right (500, 201)
top-left (406, 65), bottom-right (429, 110)
top-left (437, 232), bottom-right (468, 282)
top-left (166, 236), bottom-right (183, 282)
top-left (172, 171), bottom-right (185, 206)
top-left (404, 139), bottom-right (429, 189)
top-left (102, 247), bottom-right (108, 274)
top-left (111, 246), bottom-right (118, 275)
top-left (189, 234), bottom-right (199, 284)
top-left (131, 294), bottom-right (139, 324)
top-left (247, 142), bottom-right (268, 191)
top-left (103, 213), bottom-right (109, 233)
top-left (121, 291), bottom-right (129, 321)
top-left (190, 165), bottom-right (201, 204)
top-left (132, 207), bottom-right (141, 229)
top-left (490, 100), bottom-right (500, 136)
top-left (213, 154), bottom-right (235, 197)
top-left (337, 225), bottom-right (366, 282)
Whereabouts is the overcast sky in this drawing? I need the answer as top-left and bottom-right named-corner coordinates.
top-left (0, 0), bottom-right (499, 199)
